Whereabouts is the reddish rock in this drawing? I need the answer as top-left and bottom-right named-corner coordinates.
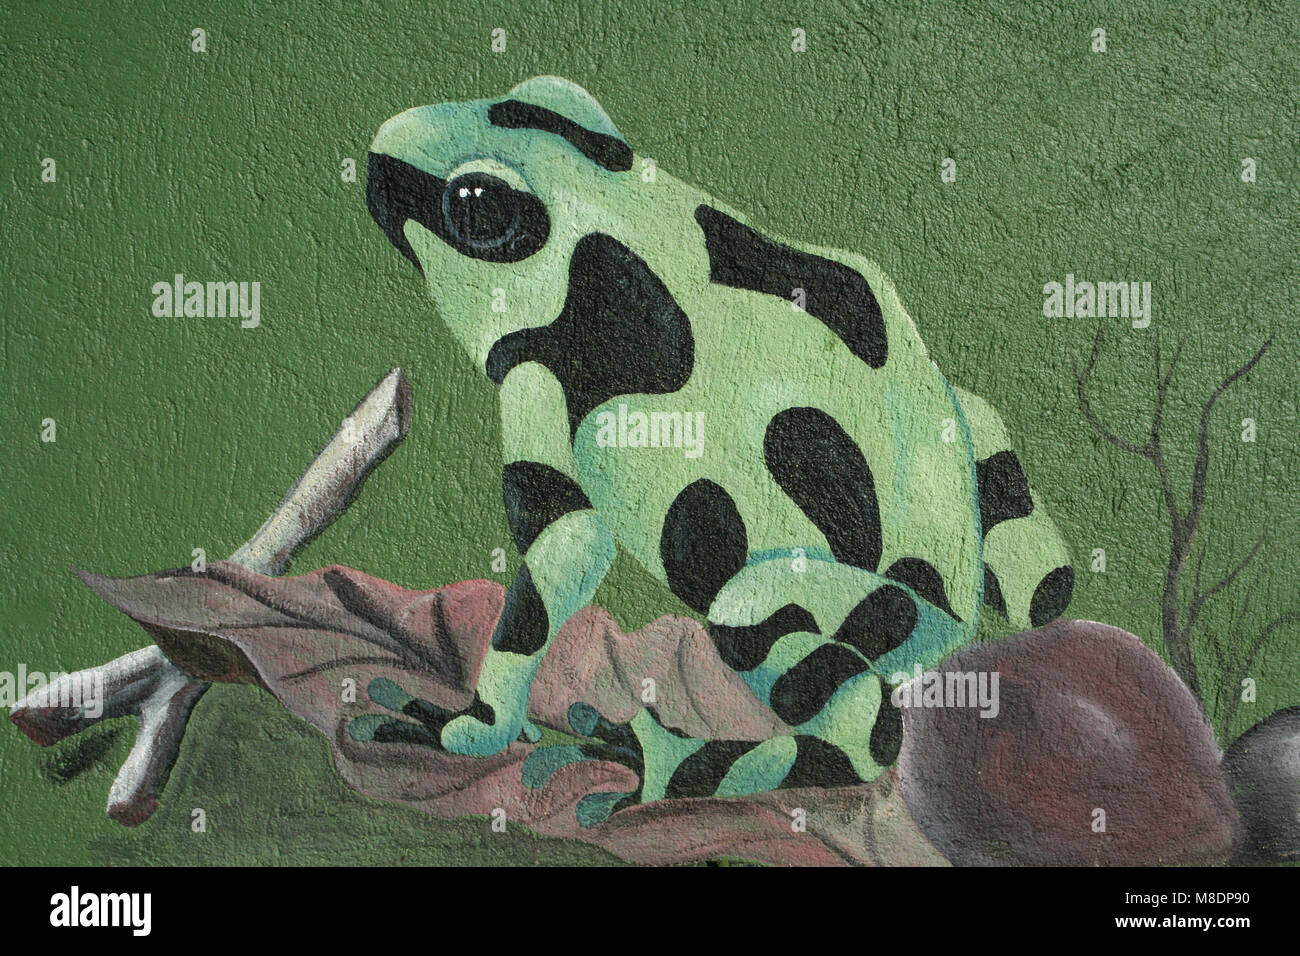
top-left (898, 620), bottom-right (1241, 865)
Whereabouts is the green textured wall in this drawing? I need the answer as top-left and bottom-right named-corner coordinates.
top-left (2, 0), bottom-right (1296, 865)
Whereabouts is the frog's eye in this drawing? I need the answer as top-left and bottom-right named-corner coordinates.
top-left (441, 172), bottom-right (549, 262)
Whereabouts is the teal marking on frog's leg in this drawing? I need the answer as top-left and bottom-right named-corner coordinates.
top-left (576, 792), bottom-right (634, 828)
top-left (952, 386), bottom-right (1074, 630)
top-left (521, 745), bottom-right (589, 789)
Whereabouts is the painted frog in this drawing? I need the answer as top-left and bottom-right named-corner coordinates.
top-left (362, 76), bottom-right (1072, 823)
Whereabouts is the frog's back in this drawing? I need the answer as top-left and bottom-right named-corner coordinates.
top-left (571, 178), bottom-right (984, 627)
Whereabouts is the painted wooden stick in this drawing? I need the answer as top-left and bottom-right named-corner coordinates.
top-left (9, 368), bottom-right (413, 825)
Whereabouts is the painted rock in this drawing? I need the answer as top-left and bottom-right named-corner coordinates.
top-left (1222, 706), bottom-right (1300, 863)
top-left (898, 619), bottom-right (1241, 865)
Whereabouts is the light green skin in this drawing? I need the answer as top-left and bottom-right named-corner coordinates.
top-left (369, 78), bottom-right (1070, 773)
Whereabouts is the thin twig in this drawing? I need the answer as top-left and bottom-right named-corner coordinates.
top-left (1223, 610), bottom-right (1300, 734)
top-left (1186, 338), bottom-right (1272, 541)
top-left (1072, 328), bottom-right (1152, 459)
top-left (1186, 530), bottom-right (1268, 633)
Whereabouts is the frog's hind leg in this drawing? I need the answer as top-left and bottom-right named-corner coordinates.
top-left (528, 557), bottom-right (970, 825)
top-left (952, 386), bottom-right (1074, 629)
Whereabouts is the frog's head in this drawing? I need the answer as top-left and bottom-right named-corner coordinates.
top-left (367, 76), bottom-right (636, 367)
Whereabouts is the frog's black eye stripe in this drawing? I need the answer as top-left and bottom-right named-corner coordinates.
top-left (367, 152), bottom-right (442, 271)
top-left (488, 99), bottom-right (633, 173)
top-left (694, 204), bottom-right (888, 369)
top-left (366, 152), bottom-right (550, 268)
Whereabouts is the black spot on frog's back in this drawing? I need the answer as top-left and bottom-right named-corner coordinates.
top-left (763, 407), bottom-right (883, 572)
top-left (660, 479), bottom-right (748, 615)
top-left (486, 233), bottom-right (694, 438)
top-left (975, 450), bottom-right (1034, 535)
top-left (1030, 565), bottom-right (1074, 627)
top-left (502, 461), bottom-right (592, 553)
top-left (694, 204), bottom-right (887, 368)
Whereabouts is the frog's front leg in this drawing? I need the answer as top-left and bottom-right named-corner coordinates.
top-left (441, 508), bottom-right (614, 755)
top-left (441, 363), bottom-right (615, 756)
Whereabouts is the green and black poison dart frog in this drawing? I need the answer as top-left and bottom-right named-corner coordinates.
top-left (362, 76), bottom-right (1073, 825)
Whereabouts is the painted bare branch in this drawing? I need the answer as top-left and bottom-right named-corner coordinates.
top-left (1072, 327), bottom-right (1277, 719)
top-left (9, 368), bottom-right (413, 824)
top-left (231, 367), bottom-right (412, 575)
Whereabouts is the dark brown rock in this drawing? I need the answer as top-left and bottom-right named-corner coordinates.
top-left (898, 619), bottom-right (1241, 865)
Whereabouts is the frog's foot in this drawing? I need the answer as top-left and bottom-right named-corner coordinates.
top-left (348, 677), bottom-right (519, 756)
top-left (521, 702), bottom-right (644, 827)
top-left (439, 708), bottom-right (522, 756)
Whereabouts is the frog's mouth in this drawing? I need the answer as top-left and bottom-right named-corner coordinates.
top-left (366, 152), bottom-right (447, 275)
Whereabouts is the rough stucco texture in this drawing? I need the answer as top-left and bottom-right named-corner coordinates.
top-left (2, 0), bottom-right (1297, 864)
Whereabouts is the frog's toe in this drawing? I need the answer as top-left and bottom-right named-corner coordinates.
top-left (364, 677), bottom-right (516, 754)
top-left (522, 740), bottom-right (642, 790)
top-left (522, 745), bottom-right (588, 789)
top-left (367, 676), bottom-right (414, 712)
top-left (567, 701), bottom-right (602, 737)
top-left (575, 790), bottom-right (639, 828)
top-left (519, 719), bottom-right (543, 744)
top-left (568, 702), bottom-right (642, 751)
top-left (348, 713), bottom-right (442, 748)
top-left (440, 713), bottom-right (518, 756)
top-left (348, 714), bottom-right (389, 742)
top-left (367, 677), bottom-right (460, 728)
